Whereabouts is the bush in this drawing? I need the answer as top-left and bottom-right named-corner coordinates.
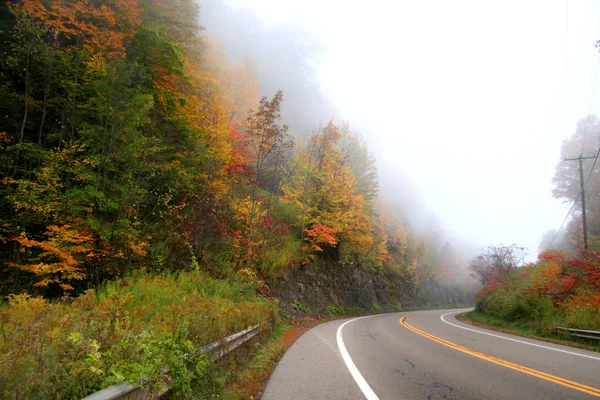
top-left (474, 251), bottom-right (600, 336)
top-left (0, 271), bottom-right (279, 399)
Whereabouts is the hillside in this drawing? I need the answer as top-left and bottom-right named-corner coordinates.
top-left (0, 1), bottom-right (475, 398)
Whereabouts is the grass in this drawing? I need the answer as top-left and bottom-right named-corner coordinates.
top-left (0, 270), bottom-right (279, 399)
top-left (462, 310), bottom-right (546, 337)
top-left (461, 311), bottom-right (600, 352)
top-left (221, 323), bottom-right (291, 400)
top-left (327, 304), bottom-right (366, 316)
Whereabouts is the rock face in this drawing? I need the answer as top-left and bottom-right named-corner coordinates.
top-left (269, 260), bottom-right (476, 317)
top-left (269, 260), bottom-right (415, 316)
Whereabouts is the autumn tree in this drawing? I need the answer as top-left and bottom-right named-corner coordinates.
top-left (468, 244), bottom-right (521, 285)
top-left (283, 122), bottom-right (375, 261)
top-left (241, 90), bottom-right (293, 264)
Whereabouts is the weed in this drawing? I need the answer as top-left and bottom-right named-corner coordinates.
top-left (327, 304), bottom-right (344, 315)
top-left (0, 271), bottom-right (279, 399)
top-left (326, 304), bottom-right (365, 316)
top-left (292, 300), bottom-right (309, 314)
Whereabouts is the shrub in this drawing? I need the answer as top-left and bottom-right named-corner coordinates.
top-left (474, 251), bottom-right (600, 336)
top-left (0, 271), bottom-right (279, 399)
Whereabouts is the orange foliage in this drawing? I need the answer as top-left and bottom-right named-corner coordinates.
top-left (6, 225), bottom-right (93, 291)
top-left (304, 224), bottom-right (338, 252)
top-left (14, 0), bottom-right (142, 58)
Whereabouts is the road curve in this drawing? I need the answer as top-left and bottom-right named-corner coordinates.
top-left (262, 309), bottom-right (600, 400)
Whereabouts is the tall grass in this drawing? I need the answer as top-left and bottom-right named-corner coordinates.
top-left (0, 271), bottom-right (278, 399)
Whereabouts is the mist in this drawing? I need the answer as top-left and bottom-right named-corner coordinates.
top-left (200, 0), bottom-right (600, 267)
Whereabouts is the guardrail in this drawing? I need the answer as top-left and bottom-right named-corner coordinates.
top-left (556, 326), bottom-right (600, 341)
top-left (82, 325), bottom-right (260, 400)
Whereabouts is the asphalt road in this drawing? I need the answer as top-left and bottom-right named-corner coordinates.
top-left (262, 309), bottom-right (600, 399)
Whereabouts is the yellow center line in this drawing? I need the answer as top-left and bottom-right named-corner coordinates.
top-left (399, 316), bottom-right (600, 398)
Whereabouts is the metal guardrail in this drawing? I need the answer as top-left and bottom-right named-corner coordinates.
top-left (82, 325), bottom-right (260, 400)
top-left (556, 326), bottom-right (600, 340)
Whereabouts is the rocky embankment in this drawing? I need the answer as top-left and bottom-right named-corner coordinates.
top-left (270, 261), bottom-right (474, 316)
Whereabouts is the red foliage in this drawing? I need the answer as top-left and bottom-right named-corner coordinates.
top-left (259, 216), bottom-right (289, 238)
top-left (537, 250), bottom-right (568, 264)
top-left (304, 224), bottom-right (337, 252)
top-left (226, 126), bottom-right (252, 178)
top-left (531, 253), bottom-right (600, 308)
top-left (478, 277), bottom-right (502, 298)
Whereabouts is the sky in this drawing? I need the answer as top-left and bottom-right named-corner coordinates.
top-left (225, 0), bottom-right (600, 260)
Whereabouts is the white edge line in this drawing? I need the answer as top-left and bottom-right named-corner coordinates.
top-left (441, 311), bottom-right (600, 361)
top-left (336, 315), bottom-right (381, 400)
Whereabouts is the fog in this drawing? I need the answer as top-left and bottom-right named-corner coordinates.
top-left (201, 0), bottom-right (600, 262)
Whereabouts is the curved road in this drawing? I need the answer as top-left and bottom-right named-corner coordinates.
top-left (262, 309), bottom-right (600, 399)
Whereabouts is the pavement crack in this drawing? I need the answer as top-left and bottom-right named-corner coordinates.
top-left (431, 382), bottom-right (454, 392)
top-left (358, 329), bottom-right (376, 340)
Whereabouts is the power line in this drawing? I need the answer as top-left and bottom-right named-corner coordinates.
top-left (579, 10), bottom-right (600, 153)
top-left (548, 4), bottom-right (600, 250)
top-left (565, 0), bottom-right (569, 142)
top-left (547, 192), bottom-right (580, 249)
top-left (581, 59), bottom-right (600, 153)
top-left (547, 147), bottom-right (600, 251)
top-left (566, 155), bottom-right (596, 250)
top-left (584, 146), bottom-right (600, 186)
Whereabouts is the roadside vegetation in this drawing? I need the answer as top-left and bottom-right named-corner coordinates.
top-left (467, 109), bottom-right (600, 347)
top-left (467, 250), bottom-right (600, 346)
top-left (0, 270), bottom-right (278, 399)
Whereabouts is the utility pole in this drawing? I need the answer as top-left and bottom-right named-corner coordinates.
top-left (564, 154), bottom-right (596, 251)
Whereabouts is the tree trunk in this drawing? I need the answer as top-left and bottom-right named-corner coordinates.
top-left (13, 61), bottom-right (31, 178)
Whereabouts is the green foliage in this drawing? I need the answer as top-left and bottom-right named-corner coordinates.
top-left (292, 300), bottom-right (309, 314)
top-left (220, 323), bottom-right (291, 400)
top-left (474, 251), bottom-right (600, 339)
top-left (256, 234), bottom-right (301, 277)
top-left (0, 271), bottom-right (278, 399)
top-left (326, 304), bottom-right (365, 316)
top-left (327, 304), bottom-right (344, 315)
top-left (0, 0), bottom-right (467, 304)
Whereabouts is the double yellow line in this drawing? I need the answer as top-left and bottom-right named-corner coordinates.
top-left (399, 316), bottom-right (600, 398)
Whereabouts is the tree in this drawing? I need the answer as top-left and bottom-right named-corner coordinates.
top-left (468, 244), bottom-right (522, 285)
top-left (282, 122), bottom-right (375, 260)
top-left (340, 125), bottom-right (379, 215)
top-left (243, 90), bottom-right (292, 264)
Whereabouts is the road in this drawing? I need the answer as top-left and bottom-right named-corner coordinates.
top-left (262, 309), bottom-right (600, 399)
